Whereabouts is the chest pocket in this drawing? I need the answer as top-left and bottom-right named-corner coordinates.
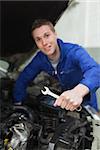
top-left (60, 68), bottom-right (76, 81)
top-left (59, 67), bottom-right (82, 88)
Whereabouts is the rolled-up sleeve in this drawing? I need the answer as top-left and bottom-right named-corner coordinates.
top-left (74, 46), bottom-right (100, 92)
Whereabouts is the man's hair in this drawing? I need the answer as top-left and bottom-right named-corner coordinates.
top-left (31, 19), bottom-right (55, 33)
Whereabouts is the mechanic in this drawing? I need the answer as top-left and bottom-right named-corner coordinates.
top-left (13, 19), bottom-right (100, 111)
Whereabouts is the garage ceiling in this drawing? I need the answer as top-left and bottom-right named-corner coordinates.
top-left (1, 1), bottom-right (69, 57)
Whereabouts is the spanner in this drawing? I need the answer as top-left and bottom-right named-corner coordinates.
top-left (41, 86), bottom-right (82, 112)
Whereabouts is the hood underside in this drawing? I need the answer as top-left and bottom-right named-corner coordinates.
top-left (1, 1), bottom-right (69, 57)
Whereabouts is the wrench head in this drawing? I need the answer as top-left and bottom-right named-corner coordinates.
top-left (41, 86), bottom-right (49, 95)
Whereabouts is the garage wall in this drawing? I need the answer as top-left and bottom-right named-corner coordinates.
top-left (55, 0), bottom-right (100, 110)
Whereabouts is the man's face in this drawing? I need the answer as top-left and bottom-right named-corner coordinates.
top-left (32, 25), bottom-right (58, 57)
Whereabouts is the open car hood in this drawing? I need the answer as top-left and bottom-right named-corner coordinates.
top-left (1, 1), bottom-right (69, 57)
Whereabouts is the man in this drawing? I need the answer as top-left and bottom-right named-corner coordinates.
top-left (13, 19), bottom-right (100, 111)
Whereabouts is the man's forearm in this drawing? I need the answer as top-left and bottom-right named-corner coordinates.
top-left (73, 83), bottom-right (90, 98)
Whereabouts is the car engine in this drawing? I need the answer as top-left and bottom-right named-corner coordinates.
top-left (0, 59), bottom-right (100, 150)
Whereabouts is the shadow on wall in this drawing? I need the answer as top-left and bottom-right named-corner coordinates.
top-left (86, 47), bottom-right (100, 111)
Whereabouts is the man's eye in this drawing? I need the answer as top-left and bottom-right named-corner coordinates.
top-left (36, 38), bottom-right (41, 42)
top-left (45, 34), bottom-right (49, 38)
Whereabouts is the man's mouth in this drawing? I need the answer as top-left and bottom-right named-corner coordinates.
top-left (44, 45), bottom-right (51, 51)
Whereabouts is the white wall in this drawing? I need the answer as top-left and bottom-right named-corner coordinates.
top-left (55, 0), bottom-right (100, 109)
top-left (55, 0), bottom-right (100, 48)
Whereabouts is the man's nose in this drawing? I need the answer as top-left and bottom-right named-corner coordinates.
top-left (42, 38), bottom-right (47, 45)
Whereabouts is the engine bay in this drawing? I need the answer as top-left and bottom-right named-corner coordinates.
top-left (0, 59), bottom-right (100, 150)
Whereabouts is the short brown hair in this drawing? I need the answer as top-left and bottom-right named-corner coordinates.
top-left (31, 19), bottom-right (55, 33)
